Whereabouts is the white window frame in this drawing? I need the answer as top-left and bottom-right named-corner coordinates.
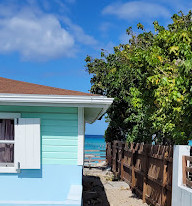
top-left (0, 113), bottom-right (21, 173)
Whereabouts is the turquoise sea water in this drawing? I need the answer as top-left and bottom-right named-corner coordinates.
top-left (85, 135), bottom-right (105, 150)
top-left (85, 135), bottom-right (106, 162)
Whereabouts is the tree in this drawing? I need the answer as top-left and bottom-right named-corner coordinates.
top-left (85, 11), bottom-right (192, 144)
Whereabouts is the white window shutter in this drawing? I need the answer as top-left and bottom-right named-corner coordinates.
top-left (15, 118), bottom-right (41, 169)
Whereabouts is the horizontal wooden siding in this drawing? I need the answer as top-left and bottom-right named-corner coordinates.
top-left (0, 106), bottom-right (78, 165)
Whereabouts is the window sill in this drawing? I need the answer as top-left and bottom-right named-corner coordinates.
top-left (0, 167), bottom-right (18, 173)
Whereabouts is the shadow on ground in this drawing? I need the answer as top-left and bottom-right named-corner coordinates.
top-left (83, 174), bottom-right (110, 206)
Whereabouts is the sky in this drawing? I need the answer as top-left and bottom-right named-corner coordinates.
top-left (0, 0), bottom-right (191, 135)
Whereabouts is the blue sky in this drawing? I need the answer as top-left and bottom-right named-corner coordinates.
top-left (0, 0), bottom-right (191, 135)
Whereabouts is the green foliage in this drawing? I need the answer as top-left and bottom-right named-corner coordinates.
top-left (85, 11), bottom-right (192, 144)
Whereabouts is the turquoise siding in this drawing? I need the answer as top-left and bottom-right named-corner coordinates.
top-left (0, 106), bottom-right (78, 165)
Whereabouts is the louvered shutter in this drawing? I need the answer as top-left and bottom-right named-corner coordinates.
top-left (15, 118), bottom-right (41, 169)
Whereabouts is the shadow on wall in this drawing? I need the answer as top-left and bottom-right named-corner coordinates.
top-left (18, 169), bottom-right (42, 178)
top-left (0, 169), bottom-right (42, 178)
top-left (83, 175), bottom-right (110, 206)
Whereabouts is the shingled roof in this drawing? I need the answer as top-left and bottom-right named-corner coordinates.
top-left (0, 77), bottom-right (94, 96)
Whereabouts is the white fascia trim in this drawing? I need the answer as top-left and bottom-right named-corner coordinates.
top-left (0, 93), bottom-right (114, 107)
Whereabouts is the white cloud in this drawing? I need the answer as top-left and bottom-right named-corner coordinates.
top-left (102, 1), bottom-right (170, 21)
top-left (0, 2), bottom-right (98, 61)
top-left (62, 17), bottom-right (98, 46)
top-left (99, 22), bottom-right (114, 34)
top-left (0, 8), bottom-right (75, 61)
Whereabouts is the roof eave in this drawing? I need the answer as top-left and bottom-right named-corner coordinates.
top-left (0, 93), bottom-right (114, 123)
top-left (0, 93), bottom-right (113, 105)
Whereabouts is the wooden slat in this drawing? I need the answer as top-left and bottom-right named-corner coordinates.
top-left (134, 186), bottom-right (143, 197)
top-left (186, 178), bottom-right (192, 189)
top-left (134, 167), bottom-right (144, 176)
top-left (84, 159), bottom-right (105, 162)
top-left (185, 156), bottom-right (192, 162)
top-left (85, 156), bottom-right (106, 158)
top-left (85, 150), bottom-right (106, 152)
top-left (183, 156), bottom-right (187, 185)
top-left (122, 177), bottom-right (132, 186)
top-left (84, 148), bottom-right (106, 165)
top-left (145, 195), bottom-right (161, 206)
top-left (123, 163), bottom-right (132, 170)
top-left (147, 175), bottom-right (163, 187)
top-left (148, 154), bottom-right (164, 161)
top-left (162, 159), bottom-right (168, 206)
top-left (166, 184), bottom-right (172, 191)
top-left (186, 167), bottom-right (192, 173)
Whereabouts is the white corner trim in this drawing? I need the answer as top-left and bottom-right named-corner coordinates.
top-left (77, 107), bottom-right (84, 166)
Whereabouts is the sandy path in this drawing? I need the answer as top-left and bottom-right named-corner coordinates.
top-left (83, 163), bottom-right (148, 206)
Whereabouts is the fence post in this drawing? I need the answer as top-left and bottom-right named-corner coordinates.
top-left (118, 141), bottom-right (125, 179)
top-left (112, 141), bottom-right (118, 175)
top-left (110, 141), bottom-right (113, 171)
top-left (121, 156), bottom-right (124, 181)
top-left (117, 141), bottom-right (121, 179)
top-left (121, 142), bottom-right (125, 180)
top-left (112, 141), bottom-right (115, 173)
top-left (161, 147), bottom-right (168, 206)
top-left (131, 143), bottom-right (136, 189)
top-left (111, 142), bottom-right (113, 167)
top-left (106, 143), bottom-right (108, 165)
top-left (182, 156), bottom-right (187, 186)
top-left (106, 142), bottom-right (112, 166)
top-left (142, 145), bottom-right (149, 203)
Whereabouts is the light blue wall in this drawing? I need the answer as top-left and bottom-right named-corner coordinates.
top-left (0, 106), bottom-right (82, 205)
top-left (0, 165), bottom-right (82, 201)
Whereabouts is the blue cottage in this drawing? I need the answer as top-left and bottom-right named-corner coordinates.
top-left (0, 77), bottom-right (113, 206)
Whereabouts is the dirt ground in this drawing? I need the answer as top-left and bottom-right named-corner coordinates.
top-left (83, 162), bottom-right (148, 206)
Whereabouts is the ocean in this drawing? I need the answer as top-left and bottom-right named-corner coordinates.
top-left (84, 135), bottom-right (106, 163)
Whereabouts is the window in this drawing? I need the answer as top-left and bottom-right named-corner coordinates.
top-left (0, 113), bottom-right (41, 173)
top-left (0, 119), bottom-right (15, 167)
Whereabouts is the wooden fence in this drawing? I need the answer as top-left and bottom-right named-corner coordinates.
top-left (106, 141), bottom-right (173, 206)
top-left (182, 155), bottom-right (192, 189)
top-left (84, 149), bottom-right (106, 166)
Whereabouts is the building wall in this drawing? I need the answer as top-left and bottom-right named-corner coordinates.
top-left (0, 105), bottom-right (82, 205)
top-left (172, 145), bottom-right (192, 206)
